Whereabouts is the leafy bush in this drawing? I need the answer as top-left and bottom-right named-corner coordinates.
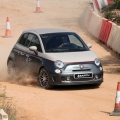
top-left (101, 0), bottom-right (120, 25)
top-left (116, 15), bottom-right (120, 24)
top-left (104, 11), bottom-right (113, 19)
top-left (114, 0), bottom-right (120, 9)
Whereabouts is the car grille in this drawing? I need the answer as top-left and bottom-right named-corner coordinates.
top-left (64, 64), bottom-right (92, 73)
top-left (72, 69), bottom-right (91, 72)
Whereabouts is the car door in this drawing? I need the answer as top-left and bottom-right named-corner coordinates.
top-left (15, 33), bottom-right (38, 72)
top-left (25, 34), bottom-right (43, 77)
top-left (13, 33), bottom-right (29, 71)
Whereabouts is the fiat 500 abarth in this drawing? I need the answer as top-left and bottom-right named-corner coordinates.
top-left (7, 28), bottom-right (103, 89)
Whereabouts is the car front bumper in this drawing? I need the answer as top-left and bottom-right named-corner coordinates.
top-left (50, 73), bottom-right (103, 86)
top-left (47, 62), bottom-right (103, 86)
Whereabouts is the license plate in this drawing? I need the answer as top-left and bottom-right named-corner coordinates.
top-left (74, 73), bottom-right (93, 79)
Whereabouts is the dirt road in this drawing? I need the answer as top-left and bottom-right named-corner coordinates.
top-left (0, 0), bottom-right (120, 120)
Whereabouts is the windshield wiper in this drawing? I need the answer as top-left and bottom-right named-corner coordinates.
top-left (46, 48), bottom-right (87, 52)
top-left (46, 48), bottom-right (70, 52)
top-left (68, 48), bottom-right (87, 52)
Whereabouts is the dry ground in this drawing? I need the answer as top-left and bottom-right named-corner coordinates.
top-left (0, 0), bottom-right (120, 120)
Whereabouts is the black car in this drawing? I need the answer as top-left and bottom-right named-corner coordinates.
top-left (7, 28), bottom-right (103, 89)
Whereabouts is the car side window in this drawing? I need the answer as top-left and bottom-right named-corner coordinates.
top-left (29, 35), bottom-right (42, 52)
top-left (24, 34), bottom-right (36, 47)
top-left (18, 33), bottom-right (28, 45)
top-left (18, 33), bottom-right (35, 47)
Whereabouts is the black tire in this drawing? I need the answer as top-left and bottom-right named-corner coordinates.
top-left (38, 68), bottom-right (52, 89)
top-left (7, 60), bottom-right (16, 78)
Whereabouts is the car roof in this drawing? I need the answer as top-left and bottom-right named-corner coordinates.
top-left (23, 28), bottom-right (72, 35)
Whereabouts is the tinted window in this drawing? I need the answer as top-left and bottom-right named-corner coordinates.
top-left (18, 33), bottom-right (42, 52)
top-left (24, 34), bottom-right (35, 47)
top-left (18, 33), bottom-right (28, 45)
top-left (29, 36), bottom-right (42, 52)
top-left (40, 32), bottom-right (89, 53)
top-left (18, 33), bottom-right (35, 47)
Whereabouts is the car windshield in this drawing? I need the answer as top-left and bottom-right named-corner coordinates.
top-left (40, 32), bottom-right (89, 53)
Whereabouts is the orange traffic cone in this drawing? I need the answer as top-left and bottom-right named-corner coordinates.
top-left (110, 82), bottom-right (120, 116)
top-left (35, 0), bottom-right (42, 13)
top-left (4, 17), bottom-right (11, 37)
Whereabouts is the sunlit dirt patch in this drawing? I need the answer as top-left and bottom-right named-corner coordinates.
top-left (100, 54), bottom-right (120, 74)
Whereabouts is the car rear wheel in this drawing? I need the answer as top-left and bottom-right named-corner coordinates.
top-left (38, 68), bottom-right (52, 89)
top-left (7, 60), bottom-right (16, 78)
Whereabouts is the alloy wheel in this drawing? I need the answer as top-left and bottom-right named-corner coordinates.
top-left (39, 68), bottom-right (52, 89)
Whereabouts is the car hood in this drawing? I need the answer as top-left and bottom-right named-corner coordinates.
top-left (40, 51), bottom-right (97, 63)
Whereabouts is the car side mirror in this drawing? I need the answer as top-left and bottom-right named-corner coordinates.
top-left (87, 43), bottom-right (92, 48)
top-left (29, 46), bottom-right (38, 55)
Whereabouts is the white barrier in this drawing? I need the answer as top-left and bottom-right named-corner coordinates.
top-left (97, 0), bottom-right (107, 10)
top-left (115, 26), bottom-right (120, 53)
top-left (88, 11), bottom-right (103, 39)
top-left (107, 23), bottom-right (119, 51)
top-left (82, 6), bottom-right (93, 29)
top-left (104, 0), bottom-right (109, 5)
top-left (92, 0), bottom-right (99, 13)
top-left (0, 109), bottom-right (8, 120)
top-left (83, 3), bottom-right (120, 54)
top-left (91, 0), bottom-right (110, 12)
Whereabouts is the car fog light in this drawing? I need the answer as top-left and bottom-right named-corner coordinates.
top-left (100, 67), bottom-right (103, 71)
top-left (95, 75), bottom-right (99, 79)
top-left (55, 69), bottom-right (61, 74)
top-left (67, 77), bottom-right (70, 81)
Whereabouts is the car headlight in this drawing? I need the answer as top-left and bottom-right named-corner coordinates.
top-left (54, 60), bottom-right (64, 68)
top-left (95, 58), bottom-right (100, 66)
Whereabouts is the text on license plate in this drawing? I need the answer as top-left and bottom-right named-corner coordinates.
top-left (74, 73), bottom-right (93, 79)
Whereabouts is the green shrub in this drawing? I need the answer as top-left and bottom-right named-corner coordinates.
top-left (116, 15), bottom-right (120, 24)
top-left (102, 4), bottom-right (115, 12)
top-left (101, 0), bottom-right (120, 25)
top-left (104, 11), bottom-right (113, 19)
top-left (114, 0), bottom-right (120, 9)
top-left (102, 0), bottom-right (120, 12)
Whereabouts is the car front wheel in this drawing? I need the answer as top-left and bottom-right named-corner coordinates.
top-left (38, 68), bottom-right (52, 89)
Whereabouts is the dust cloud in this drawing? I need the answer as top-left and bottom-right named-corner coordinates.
top-left (0, 39), bottom-right (38, 86)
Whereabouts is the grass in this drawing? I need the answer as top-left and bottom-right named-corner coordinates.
top-left (0, 85), bottom-right (18, 120)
